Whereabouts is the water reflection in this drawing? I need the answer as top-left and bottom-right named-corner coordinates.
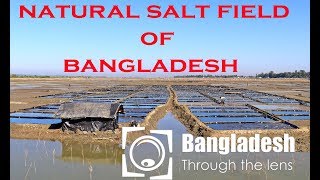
top-left (10, 112), bottom-right (310, 180)
top-left (59, 142), bottom-right (123, 165)
top-left (10, 139), bottom-right (123, 180)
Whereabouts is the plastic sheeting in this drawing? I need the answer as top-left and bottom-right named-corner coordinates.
top-left (61, 118), bottom-right (118, 132)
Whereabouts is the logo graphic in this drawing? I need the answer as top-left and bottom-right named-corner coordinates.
top-left (122, 127), bottom-right (173, 179)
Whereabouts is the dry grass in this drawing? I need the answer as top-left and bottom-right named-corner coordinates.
top-left (10, 123), bottom-right (122, 144)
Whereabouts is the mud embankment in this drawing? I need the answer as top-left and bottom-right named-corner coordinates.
top-left (168, 86), bottom-right (213, 137)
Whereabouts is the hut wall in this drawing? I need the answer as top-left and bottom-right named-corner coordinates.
top-left (62, 118), bottom-right (118, 132)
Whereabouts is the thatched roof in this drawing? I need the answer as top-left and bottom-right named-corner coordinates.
top-left (54, 102), bottom-right (123, 120)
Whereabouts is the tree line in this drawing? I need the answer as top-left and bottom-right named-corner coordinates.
top-left (10, 74), bottom-right (92, 78)
top-left (256, 70), bottom-right (309, 78)
top-left (174, 75), bottom-right (252, 78)
top-left (174, 70), bottom-right (309, 79)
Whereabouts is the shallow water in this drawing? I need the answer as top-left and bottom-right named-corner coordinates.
top-left (280, 116), bottom-right (310, 121)
top-left (10, 139), bottom-right (123, 180)
top-left (207, 122), bottom-right (294, 130)
top-left (254, 105), bottom-right (298, 110)
top-left (10, 84), bottom-right (41, 90)
top-left (193, 112), bottom-right (262, 117)
top-left (199, 116), bottom-right (273, 123)
top-left (270, 111), bottom-right (310, 115)
top-left (10, 112), bottom-right (309, 180)
top-left (10, 118), bottom-right (61, 124)
top-left (11, 112), bottom-right (54, 118)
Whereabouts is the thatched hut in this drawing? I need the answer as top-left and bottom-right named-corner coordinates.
top-left (55, 102), bottom-right (124, 132)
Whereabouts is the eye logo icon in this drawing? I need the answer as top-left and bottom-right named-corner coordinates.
top-left (130, 135), bottom-right (165, 171)
top-left (122, 127), bottom-right (173, 179)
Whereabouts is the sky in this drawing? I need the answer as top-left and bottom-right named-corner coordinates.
top-left (10, 0), bottom-right (310, 77)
